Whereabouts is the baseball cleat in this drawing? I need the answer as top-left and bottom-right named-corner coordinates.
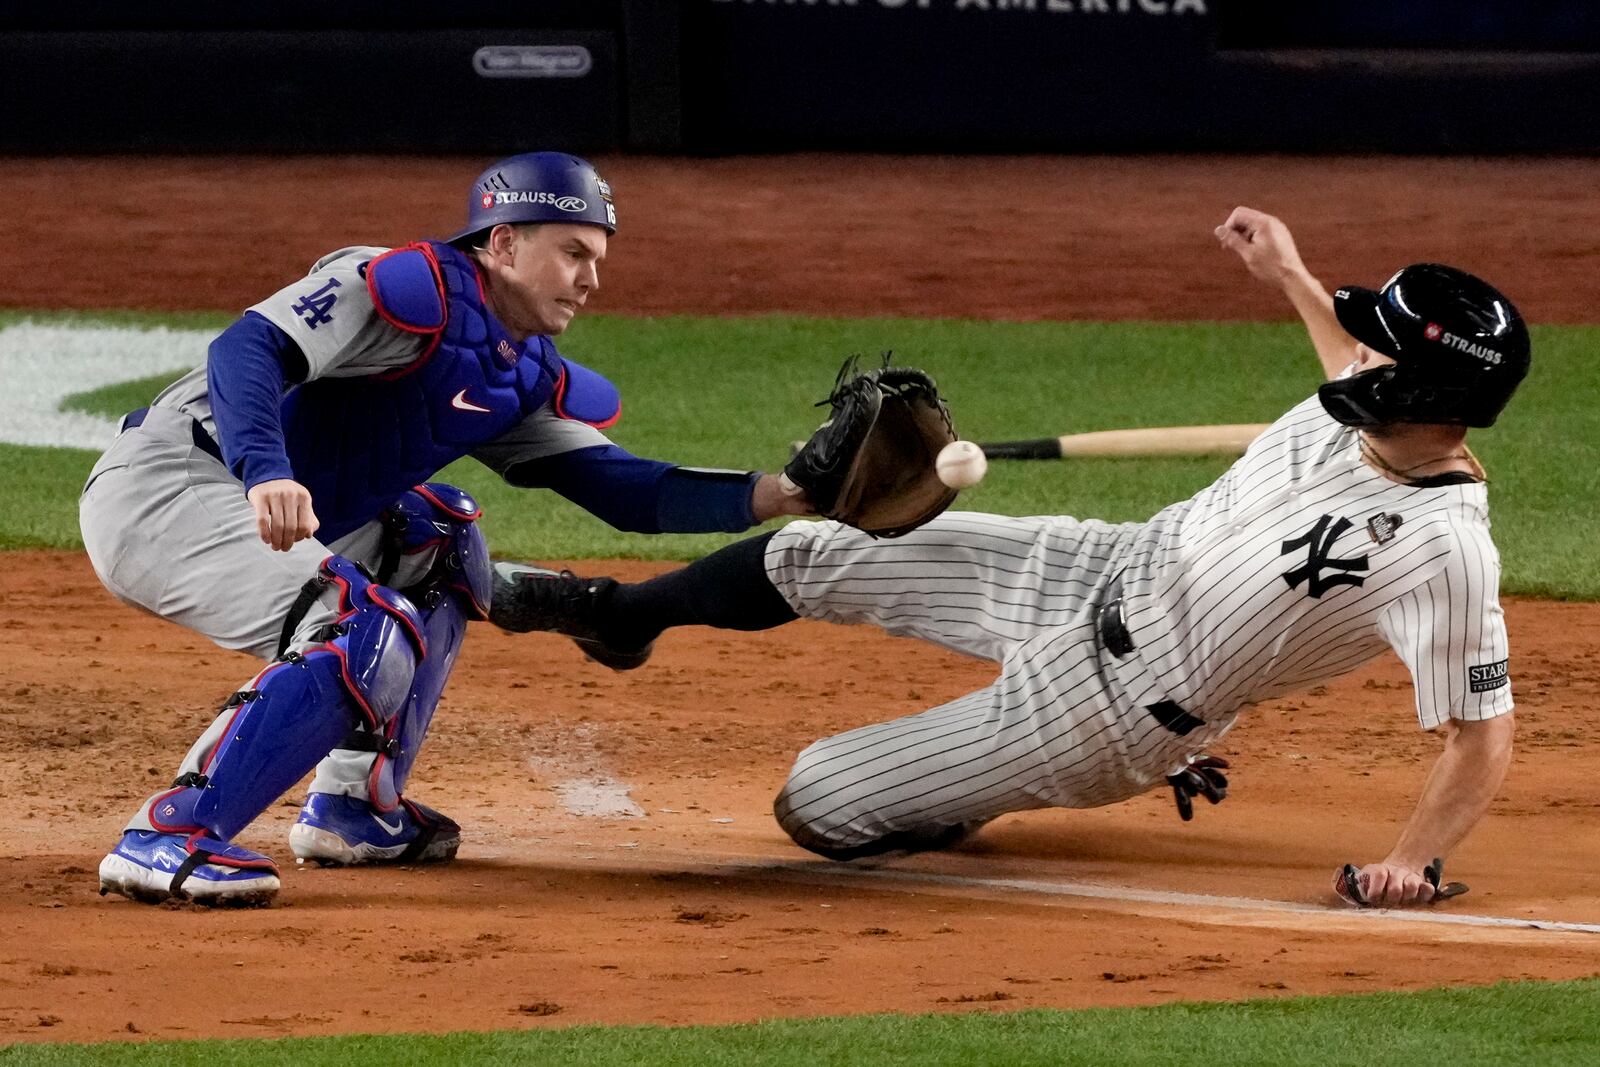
top-left (289, 793), bottom-right (461, 867)
top-left (98, 830), bottom-right (280, 907)
top-left (487, 562), bottom-right (654, 670)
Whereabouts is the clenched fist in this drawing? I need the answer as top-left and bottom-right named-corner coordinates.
top-left (247, 478), bottom-right (320, 552)
top-left (1214, 206), bottom-right (1309, 287)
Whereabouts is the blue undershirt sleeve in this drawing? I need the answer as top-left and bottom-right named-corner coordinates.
top-left (206, 311), bottom-right (307, 491)
top-left (503, 445), bottom-right (760, 534)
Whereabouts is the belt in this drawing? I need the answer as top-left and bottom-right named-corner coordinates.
top-left (1094, 572), bottom-right (1205, 737)
top-left (121, 406), bottom-right (224, 465)
top-left (1096, 572), bottom-right (1135, 657)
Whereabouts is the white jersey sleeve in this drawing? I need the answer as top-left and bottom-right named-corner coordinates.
top-left (472, 402), bottom-right (615, 482)
top-left (1377, 519), bottom-right (1512, 729)
top-left (246, 246), bottom-right (427, 379)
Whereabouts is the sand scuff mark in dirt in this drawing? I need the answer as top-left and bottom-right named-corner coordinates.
top-left (527, 721), bottom-right (648, 819)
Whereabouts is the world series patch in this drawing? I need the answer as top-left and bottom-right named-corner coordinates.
top-left (1468, 659), bottom-right (1509, 693)
top-left (1366, 512), bottom-right (1403, 545)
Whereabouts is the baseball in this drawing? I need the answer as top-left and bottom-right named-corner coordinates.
top-left (936, 440), bottom-right (987, 489)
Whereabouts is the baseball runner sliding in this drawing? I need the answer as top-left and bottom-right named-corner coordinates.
top-left (512, 207), bottom-right (1528, 909)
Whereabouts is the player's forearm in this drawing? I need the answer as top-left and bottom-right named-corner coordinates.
top-left (206, 313), bottom-right (299, 489)
top-left (1280, 267), bottom-right (1357, 381)
top-left (1384, 715), bottom-right (1515, 869)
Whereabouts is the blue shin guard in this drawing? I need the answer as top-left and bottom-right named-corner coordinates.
top-left (364, 590), bottom-right (468, 811)
top-left (357, 483), bottom-right (486, 811)
top-left (128, 556), bottom-right (424, 898)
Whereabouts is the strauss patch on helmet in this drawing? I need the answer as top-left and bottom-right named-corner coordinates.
top-left (493, 191), bottom-right (588, 212)
top-left (1438, 330), bottom-right (1504, 365)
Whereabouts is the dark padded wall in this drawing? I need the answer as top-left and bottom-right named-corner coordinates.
top-left (0, 2), bottom-right (632, 153)
top-left (680, 0), bottom-right (1600, 154)
top-left (4, 1), bottom-right (1598, 154)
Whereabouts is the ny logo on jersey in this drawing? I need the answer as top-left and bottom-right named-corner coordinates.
top-left (1281, 514), bottom-right (1369, 598)
top-left (290, 278), bottom-right (342, 329)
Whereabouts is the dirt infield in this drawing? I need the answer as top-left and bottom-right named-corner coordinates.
top-left (2, 155), bottom-right (1599, 1044)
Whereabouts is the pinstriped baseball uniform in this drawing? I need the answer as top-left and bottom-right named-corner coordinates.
top-left (764, 391), bottom-right (1512, 850)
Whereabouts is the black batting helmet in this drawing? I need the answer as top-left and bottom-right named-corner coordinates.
top-left (1320, 263), bottom-right (1530, 428)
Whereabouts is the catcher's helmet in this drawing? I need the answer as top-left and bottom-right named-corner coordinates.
top-left (445, 152), bottom-right (616, 246)
top-left (1320, 263), bottom-right (1530, 428)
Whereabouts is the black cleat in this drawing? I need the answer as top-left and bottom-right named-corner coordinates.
top-left (489, 563), bottom-right (654, 671)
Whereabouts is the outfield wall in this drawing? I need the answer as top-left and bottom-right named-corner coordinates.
top-left (2, 1), bottom-right (1598, 154)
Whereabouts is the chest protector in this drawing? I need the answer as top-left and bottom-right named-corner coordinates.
top-left (279, 241), bottom-right (618, 543)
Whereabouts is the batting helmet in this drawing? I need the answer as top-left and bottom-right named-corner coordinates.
top-left (445, 152), bottom-right (616, 246)
top-left (1320, 263), bottom-right (1530, 428)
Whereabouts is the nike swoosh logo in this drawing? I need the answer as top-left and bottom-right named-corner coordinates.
top-left (451, 389), bottom-right (492, 414)
top-left (372, 813), bottom-right (405, 837)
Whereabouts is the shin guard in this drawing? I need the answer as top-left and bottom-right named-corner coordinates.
top-left (333, 483), bottom-right (485, 810)
top-left (140, 555), bottom-right (425, 844)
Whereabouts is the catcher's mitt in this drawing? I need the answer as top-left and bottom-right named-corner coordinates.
top-left (784, 354), bottom-right (958, 537)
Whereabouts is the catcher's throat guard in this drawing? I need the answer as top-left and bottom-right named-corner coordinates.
top-left (784, 353), bottom-right (959, 538)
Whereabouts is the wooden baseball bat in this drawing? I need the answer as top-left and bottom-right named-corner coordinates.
top-left (979, 423), bottom-right (1269, 460)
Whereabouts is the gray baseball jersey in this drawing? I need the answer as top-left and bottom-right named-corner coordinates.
top-left (764, 392), bottom-right (1512, 851)
top-left (80, 246), bottom-right (619, 810)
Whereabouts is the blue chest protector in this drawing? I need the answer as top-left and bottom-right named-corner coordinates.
top-left (278, 241), bottom-right (619, 543)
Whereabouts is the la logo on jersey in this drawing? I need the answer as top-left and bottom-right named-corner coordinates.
top-left (1281, 514), bottom-right (1370, 598)
top-left (290, 278), bottom-right (342, 330)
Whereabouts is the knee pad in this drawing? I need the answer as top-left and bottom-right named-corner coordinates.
top-left (379, 483), bottom-right (491, 619)
top-left (150, 555), bottom-right (425, 842)
top-left (361, 591), bottom-right (469, 811)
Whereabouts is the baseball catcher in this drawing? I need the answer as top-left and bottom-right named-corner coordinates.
top-left (82, 152), bottom-right (817, 907)
top-left (782, 354), bottom-right (959, 537)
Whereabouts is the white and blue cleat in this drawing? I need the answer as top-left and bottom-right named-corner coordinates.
top-left (98, 830), bottom-right (281, 907)
top-left (288, 793), bottom-right (461, 867)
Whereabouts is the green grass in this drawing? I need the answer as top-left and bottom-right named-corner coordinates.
top-left (8, 980), bottom-right (1600, 1066)
top-left (5, 311), bottom-right (1597, 597)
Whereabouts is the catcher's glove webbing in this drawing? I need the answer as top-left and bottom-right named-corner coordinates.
top-left (784, 354), bottom-right (958, 537)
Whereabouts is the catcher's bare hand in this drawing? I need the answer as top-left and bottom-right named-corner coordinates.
top-left (247, 478), bottom-right (320, 552)
top-left (1165, 755), bottom-right (1229, 822)
top-left (1333, 857), bottom-right (1469, 908)
top-left (752, 473), bottom-right (814, 521)
top-left (1215, 206), bottom-right (1308, 287)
